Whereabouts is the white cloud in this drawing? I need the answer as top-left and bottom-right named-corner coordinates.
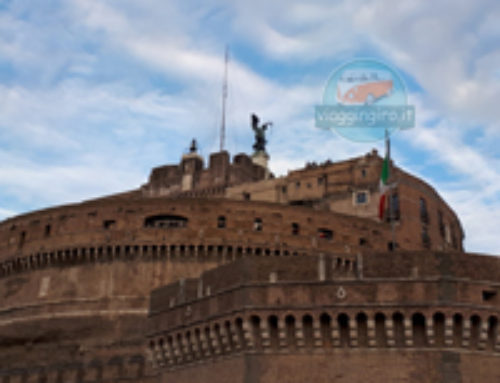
top-left (0, 0), bottom-right (498, 256)
top-left (400, 96), bottom-right (500, 254)
top-left (0, 208), bottom-right (17, 221)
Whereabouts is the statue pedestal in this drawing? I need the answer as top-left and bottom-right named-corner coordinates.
top-left (252, 151), bottom-right (270, 179)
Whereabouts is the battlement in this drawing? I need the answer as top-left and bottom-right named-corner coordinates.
top-left (147, 252), bottom-right (500, 381)
top-left (141, 151), bottom-right (267, 198)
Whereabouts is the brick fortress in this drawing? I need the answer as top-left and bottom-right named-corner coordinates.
top-left (1, 126), bottom-right (500, 382)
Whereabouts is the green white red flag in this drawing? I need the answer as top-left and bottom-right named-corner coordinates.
top-left (379, 132), bottom-right (390, 220)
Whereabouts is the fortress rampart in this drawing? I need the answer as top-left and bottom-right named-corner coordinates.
top-left (147, 252), bottom-right (500, 382)
top-left (0, 149), bottom-right (475, 382)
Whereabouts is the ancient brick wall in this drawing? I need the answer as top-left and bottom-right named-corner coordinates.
top-left (148, 252), bottom-right (500, 382)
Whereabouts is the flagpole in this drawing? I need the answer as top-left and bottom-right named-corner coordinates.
top-left (386, 129), bottom-right (396, 250)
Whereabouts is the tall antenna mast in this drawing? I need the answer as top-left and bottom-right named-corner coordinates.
top-left (220, 45), bottom-right (229, 152)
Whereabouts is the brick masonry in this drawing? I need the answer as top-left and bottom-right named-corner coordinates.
top-left (0, 149), bottom-right (481, 382)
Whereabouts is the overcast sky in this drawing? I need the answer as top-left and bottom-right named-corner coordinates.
top-left (0, 0), bottom-right (499, 254)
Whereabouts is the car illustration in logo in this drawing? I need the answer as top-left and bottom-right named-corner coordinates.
top-left (336, 70), bottom-right (393, 105)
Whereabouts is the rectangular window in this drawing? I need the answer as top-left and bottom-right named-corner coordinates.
top-left (254, 218), bottom-right (263, 231)
top-left (19, 231), bottom-right (26, 248)
top-left (356, 191), bottom-right (368, 204)
top-left (421, 226), bottom-right (431, 249)
top-left (438, 210), bottom-right (445, 238)
top-left (483, 290), bottom-right (497, 302)
top-left (353, 190), bottom-right (370, 205)
top-left (388, 193), bottom-right (400, 221)
top-left (420, 198), bottom-right (429, 224)
top-left (217, 216), bottom-right (226, 229)
top-left (103, 220), bottom-right (116, 229)
top-left (387, 241), bottom-right (398, 251)
top-left (318, 228), bottom-right (333, 240)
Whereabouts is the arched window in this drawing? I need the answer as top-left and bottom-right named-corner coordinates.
top-left (285, 315), bottom-right (296, 348)
top-left (268, 316), bottom-right (279, 349)
top-left (194, 328), bottom-right (203, 359)
top-left (337, 313), bottom-right (350, 347)
top-left (356, 312), bottom-right (368, 347)
top-left (393, 312), bottom-right (405, 347)
top-left (453, 313), bottom-right (463, 347)
top-left (303, 315), bottom-right (314, 347)
top-left (250, 315), bottom-right (262, 349)
top-left (320, 313), bottom-right (332, 347)
top-left (470, 315), bottom-right (481, 349)
top-left (433, 312), bottom-right (445, 347)
top-left (412, 313), bottom-right (427, 347)
top-left (487, 316), bottom-right (498, 350)
top-left (235, 318), bottom-right (246, 350)
top-left (375, 313), bottom-right (387, 347)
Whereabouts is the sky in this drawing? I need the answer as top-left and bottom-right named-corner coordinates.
top-left (0, 0), bottom-right (499, 254)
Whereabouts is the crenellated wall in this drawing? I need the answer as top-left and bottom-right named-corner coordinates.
top-left (147, 252), bottom-right (500, 382)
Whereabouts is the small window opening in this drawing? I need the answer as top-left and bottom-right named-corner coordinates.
top-left (420, 198), bottom-right (429, 224)
top-left (450, 223), bottom-right (458, 249)
top-left (317, 176), bottom-right (324, 186)
top-left (387, 241), bottom-right (398, 251)
top-left (483, 290), bottom-right (497, 302)
top-left (103, 220), bottom-right (116, 229)
top-left (291, 222), bottom-right (300, 235)
top-left (144, 215), bottom-right (188, 228)
top-left (361, 169), bottom-right (366, 178)
top-left (318, 228), bottom-right (333, 240)
top-left (295, 181), bottom-right (301, 188)
top-left (355, 191), bottom-right (368, 205)
top-left (438, 210), bottom-right (445, 238)
top-left (421, 226), bottom-right (431, 249)
top-left (387, 193), bottom-right (400, 221)
top-left (281, 185), bottom-right (287, 194)
top-left (44, 224), bottom-right (51, 237)
top-left (243, 192), bottom-right (251, 201)
top-left (217, 215), bottom-right (226, 229)
top-left (254, 218), bottom-right (263, 232)
top-left (19, 231), bottom-right (26, 248)
top-left (359, 238), bottom-right (367, 246)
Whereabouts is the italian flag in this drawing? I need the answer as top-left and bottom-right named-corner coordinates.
top-left (378, 144), bottom-right (390, 220)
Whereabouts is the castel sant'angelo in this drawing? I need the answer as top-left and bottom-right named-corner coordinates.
top-left (1, 115), bottom-right (500, 383)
